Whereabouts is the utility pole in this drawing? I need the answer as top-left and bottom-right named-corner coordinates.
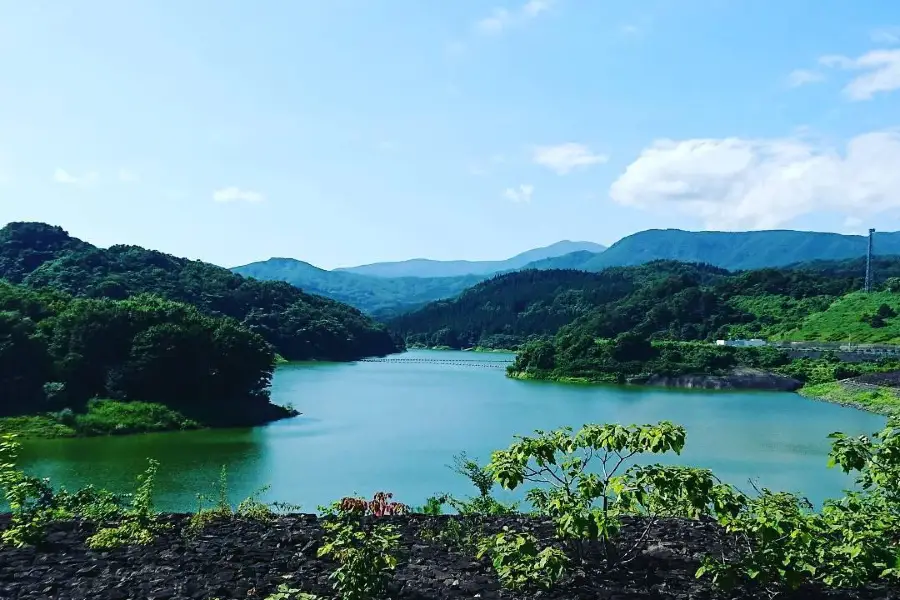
top-left (865, 228), bottom-right (875, 293)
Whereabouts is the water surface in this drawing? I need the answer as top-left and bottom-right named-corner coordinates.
top-left (17, 350), bottom-right (885, 511)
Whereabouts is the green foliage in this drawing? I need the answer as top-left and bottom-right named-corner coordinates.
top-left (444, 452), bottom-right (518, 516)
top-left (87, 459), bottom-right (168, 549)
top-left (414, 495), bottom-right (445, 516)
top-left (0, 434), bottom-right (63, 547)
top-left (0, 222), bottom-right (399, 361)
top-left (317, 499), bottom-right (402, 600)
top-left (187, 466), bottom-right (278, 535)
top-left (699, 417), bottom-right (900, 593)
top-left (800, 381), bottom-right (900, 416)
top-left (784, 292), bottom-right (900, 343)
top-left (0, 399), bottom-right (200, 439)
top-left (476, 527), bottom-right (568, 591)
top-left (0, 279), bottom-right (293, 429)
top-left (0, 434), bottom-right (127, 547)
top-left (486, 422), bottom-right (743, 565)
top-left (262, 580), bottom-right (323, 600)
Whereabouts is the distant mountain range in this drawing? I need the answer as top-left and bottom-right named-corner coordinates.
top-left (581, 229), bottom-right (900, 272)
top-left (334, 240), bottom-right (607, 278)
top-left (233, 229), bottom-right (900, 319)
top-left (232, 241), bottom-right (605, 317)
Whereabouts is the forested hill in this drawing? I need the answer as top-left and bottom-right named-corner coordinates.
top-left (231, 258), bottom-right (483, 319)
top-left (387, 262), bottom-right (730, 349)
top-left (388, 257), bottom-right (900, 350)
top-left (582, 229), bottom-right (900, 272)
top-left (0, 222), bottom-right (400, 361)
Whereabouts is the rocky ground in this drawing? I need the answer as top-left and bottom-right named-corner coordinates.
top-left (0, 514), bottom-right (897, 600)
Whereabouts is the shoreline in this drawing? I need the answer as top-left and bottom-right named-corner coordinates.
top-left (0, 399), bottom-right (299, 440)
top-left (509, 369), bottom-right (900, 416)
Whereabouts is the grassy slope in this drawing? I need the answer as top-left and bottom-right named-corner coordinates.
top-left (727, 294), bottom-right (835, 339)
top-left (0, 399), bottom-right (200, 439)
top-left (799, 381), bottom-right (900, 416)
top-left (781, 292), bottom-right (900, 343)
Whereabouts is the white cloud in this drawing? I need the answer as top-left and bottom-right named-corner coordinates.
top-left (117, 168), bottom-right (140, 183)
top-left (377, 140), bottom-right (398, 152)
top-left (533, 143), bottom-right (608, 174)
top-left (620, 24), bottom-right (640, 36)
top-left (475, 0), bottom-right (555, 34)
top-left (504, 184), bottom-right (534, 203)
top-left (53, 168), bottom-right (98, 186)
top-left (819, 49), bottom-right (900, 100)
top-left (787, 69), bottom-right (825, 87)
top-left (871, 27), bottom-right (900, 45)
top-left (609, 130), bottom-right (900, 230)
top-left (212, 186), bottom-right (264, 203)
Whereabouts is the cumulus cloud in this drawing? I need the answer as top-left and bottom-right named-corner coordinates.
top-left (475, 0), bottom-right (554, 34)
top-left (53, 169), bottom-right (98, 186)
top-left (819, 49), bottom-right (900, 100)
top-left (609, 130), bottom-right (900, 230)
top-left (212, 186), bottom-right (264, 203)
top-left (533, 143), bottom-right (608, 174)
top-left (504, 184), bottom-right (534, 203)
top-left (787, 69), bottom-right (825, 87)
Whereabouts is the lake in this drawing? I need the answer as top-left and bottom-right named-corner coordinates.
top-left (16, 350), bottom-right (886, 512)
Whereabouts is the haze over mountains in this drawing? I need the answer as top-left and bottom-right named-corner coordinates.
top-left (334, 240), bottom-right (608, 278)
top-left (233, 228), bottom-right (899, 319)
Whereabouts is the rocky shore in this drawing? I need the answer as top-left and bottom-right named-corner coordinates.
top-left (0, 514), bottom-right (895, 600)
top-left (631, 367), bottom-right (804, 392)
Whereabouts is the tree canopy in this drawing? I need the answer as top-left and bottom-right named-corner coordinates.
top-left (0, 222), bottom-right (401, 361)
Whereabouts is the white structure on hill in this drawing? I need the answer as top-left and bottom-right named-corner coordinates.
top-left (715, 339), bottom-right (767, 348)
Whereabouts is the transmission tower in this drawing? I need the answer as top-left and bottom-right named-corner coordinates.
top-left (865, 228), bottom-right (875, 293)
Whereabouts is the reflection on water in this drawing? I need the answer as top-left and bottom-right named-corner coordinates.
top-left (17, 350), bottom-right (886, 512)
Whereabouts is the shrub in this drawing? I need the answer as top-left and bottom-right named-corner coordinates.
top-left (476, 527), bottom-right (568, 591)
top-left (486, 421), bottom-right (743, 565)
top-left (87, 459), bottom-right (169, 549)
top-left (699, 416), bottom-right (900, 593)
top-left (0, 435), bottom-right (63, 547)
top-left (317, 495), bottom-right (403, 600)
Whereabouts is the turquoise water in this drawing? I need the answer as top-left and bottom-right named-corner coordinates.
top-left (16, 350), bottom-right (886, 512)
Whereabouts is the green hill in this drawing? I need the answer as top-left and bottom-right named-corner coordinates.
top-left (582, 229), bottom-right (900, 272)
top-left (0, 222), bottom-right (401, 361)
top-left (390, 256), bottom-right (900, 351)
top-left (231, 258), bottom-right (483, 318)
top-left (0, 280), bottom-right (293, 428)
top-left (388, 262), bottom-right (731, 350)
top-left (781, 292), bottom-right (900, 343)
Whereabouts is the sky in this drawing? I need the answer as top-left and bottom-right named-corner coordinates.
top-left (2, 1), bottom-right (900, 269)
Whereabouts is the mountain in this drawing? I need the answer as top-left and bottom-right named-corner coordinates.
top-left (582, 229), bottom-right (900, 272)
top-left (388, 262), bottom-right (731, 350)
top-left (335, 240), bottom-right (607, 278)
top-left (0, 222), bottom-right (401, 361)
top-left (389, 256), bottom-right (900, 351)
top-left (231, 258), bottom-right (483, 319)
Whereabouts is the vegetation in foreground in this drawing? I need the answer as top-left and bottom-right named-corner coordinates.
top-left (2, 414), bottom-right (899, 599)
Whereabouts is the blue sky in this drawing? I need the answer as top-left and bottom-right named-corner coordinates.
top-left (1, 0), bottom-right (900, 269)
